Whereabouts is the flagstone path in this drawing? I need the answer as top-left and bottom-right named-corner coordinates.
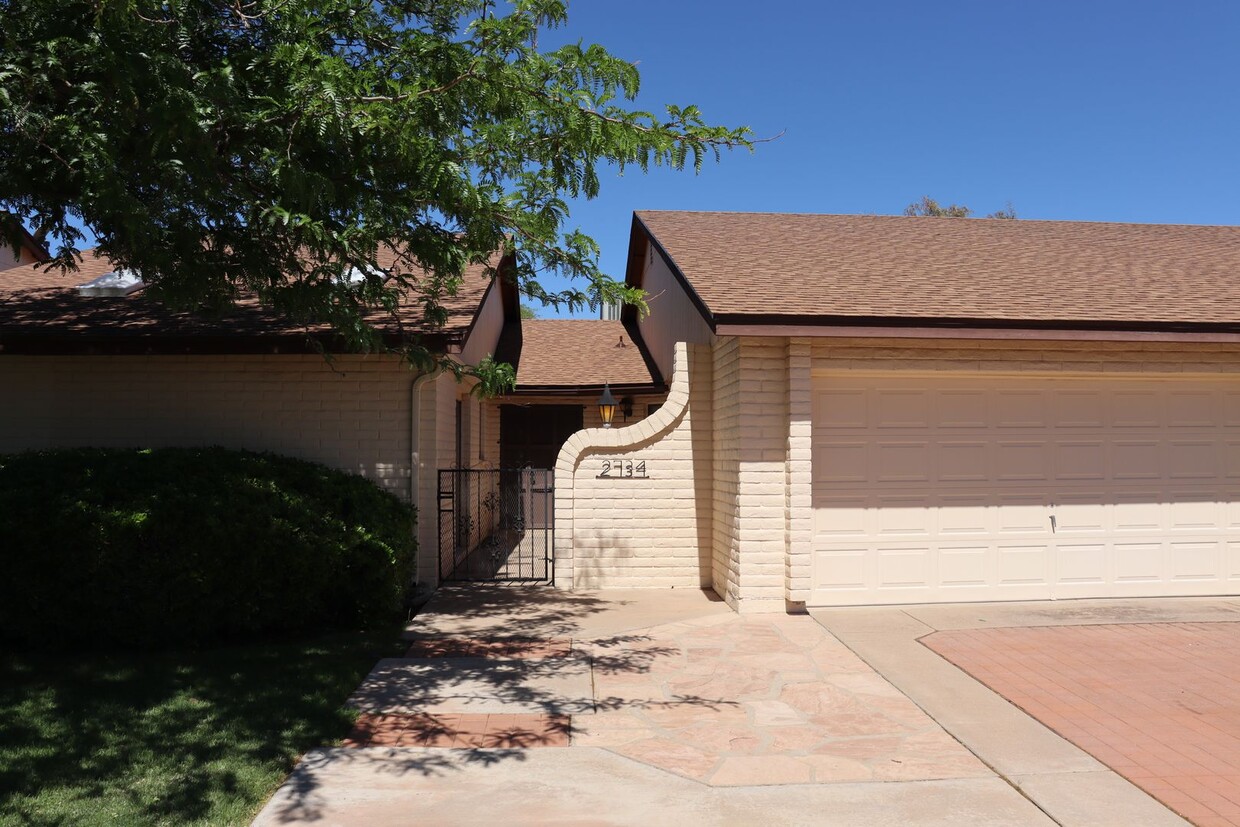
top-left (337, 609), bottom-right (988, 788)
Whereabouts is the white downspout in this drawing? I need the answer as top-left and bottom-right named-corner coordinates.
top-left (410, 372), bottom-right (438, 587)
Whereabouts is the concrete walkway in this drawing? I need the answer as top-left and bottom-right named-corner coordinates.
top-left (252, 588), bottom-right (1219, 826)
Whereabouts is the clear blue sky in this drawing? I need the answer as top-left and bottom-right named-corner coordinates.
top-left (539, 0), bottom-right (1240, 316)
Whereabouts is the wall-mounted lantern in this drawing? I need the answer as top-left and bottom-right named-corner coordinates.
top-left (598, 384), bottom-right (617, 428)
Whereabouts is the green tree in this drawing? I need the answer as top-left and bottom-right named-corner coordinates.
top-left (904, 196), bottom-right (1017, 219)
top-left (0, 0), bottom-right (752, 377)
top-left (519, 305), bottom-right (538, 320)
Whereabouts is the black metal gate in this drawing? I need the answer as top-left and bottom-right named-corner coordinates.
top-left (438, 467), bottom-right (555, 583)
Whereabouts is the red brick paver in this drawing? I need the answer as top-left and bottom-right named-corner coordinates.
top-left (344, 712), bottom-right (571, 748)
top-left (924, 622), bottom-right (1240, 827)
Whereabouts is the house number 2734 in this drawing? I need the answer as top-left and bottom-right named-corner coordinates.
top-left (599, 459), bottom-right (648, 479)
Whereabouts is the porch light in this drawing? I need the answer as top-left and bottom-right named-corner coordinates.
top-left (598, 384), bottom-right (618, 428)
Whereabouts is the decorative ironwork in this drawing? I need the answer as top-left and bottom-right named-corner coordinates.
top-left (438, 467), bottom-right (555, 583)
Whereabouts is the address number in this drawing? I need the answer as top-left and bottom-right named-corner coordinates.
top-left (599, 459), bottom-right (648, 479)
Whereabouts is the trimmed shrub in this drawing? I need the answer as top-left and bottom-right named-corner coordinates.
top-left (0, 447), bottom-right (416, 649)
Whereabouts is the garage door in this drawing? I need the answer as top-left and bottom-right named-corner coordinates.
top-left (811, 371), bottom-right (1240, 606)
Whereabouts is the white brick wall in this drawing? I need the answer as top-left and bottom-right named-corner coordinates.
top-left (554, 343), bottom-right (712, 589)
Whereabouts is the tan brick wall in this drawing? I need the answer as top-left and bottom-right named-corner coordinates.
top-left (0, 353), bottom-right (417, 493)
top-left (729, 337), bottom-right (791, 613)
top-left (554, 343), bottom-right (712, 589)
top-left (710, 337), bottom-right (741, 604)
top-left (786, 339), bottom-right (813, 604)
top-left (0, 353), bottom-right (477, 587)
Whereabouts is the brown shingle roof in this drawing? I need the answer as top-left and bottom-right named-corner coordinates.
top-left (0, 247), bottom-right (500, 352)
top-left (494, 319), bottom-right (661, 391)
top-left (634, 210), bottom-right (1240, 329)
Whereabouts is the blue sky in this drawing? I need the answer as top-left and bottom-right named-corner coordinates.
top-left (538, 0), bottom-right (1240, 316)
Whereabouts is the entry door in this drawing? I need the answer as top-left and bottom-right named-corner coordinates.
top-left (499, 404), bottom-right (584, 469)
top-left (810, 371), bottom-right (1240, 607)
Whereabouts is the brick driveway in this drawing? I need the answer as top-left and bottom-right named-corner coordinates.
top-left (924, 622), bottom-right (1240, 827)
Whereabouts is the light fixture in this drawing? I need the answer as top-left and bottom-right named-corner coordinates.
top-left (598, 384), bottom-right (617, 428)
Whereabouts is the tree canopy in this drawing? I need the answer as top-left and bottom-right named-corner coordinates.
top-left (0, 0), bottom-right (752, 374)
top-left (904, 196), bottom-right (1017, 220)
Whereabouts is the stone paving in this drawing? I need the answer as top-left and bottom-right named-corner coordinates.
top-left (575, 612), bottom-right (989, 786)
top-left (925, 621), bottom-right (1240, 827)
top-left (337, 599), bottom-right (988, 788)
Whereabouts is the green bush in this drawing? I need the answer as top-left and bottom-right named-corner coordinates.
top-left (0, 447), bottom-right (416, 649)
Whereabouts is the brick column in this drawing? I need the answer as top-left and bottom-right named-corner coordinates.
top-left (785, 338), bottom-right (813, 605)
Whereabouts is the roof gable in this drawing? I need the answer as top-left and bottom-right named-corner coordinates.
top-left (633, 210), bottom-right (1240, 331)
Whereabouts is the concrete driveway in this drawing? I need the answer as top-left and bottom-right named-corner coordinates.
top-left (816, 598), bottom-right (1240, 827)
top-left (251, 588), bottom-right (1234, 826)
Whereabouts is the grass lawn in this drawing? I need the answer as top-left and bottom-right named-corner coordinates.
top-left (0, 630), bottom-right (403, 826)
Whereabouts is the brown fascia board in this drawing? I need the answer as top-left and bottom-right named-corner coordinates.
top-left (710, 312), bottom-right (1240, 335)
top-left (624, 317), bottom-right (664, 387)
top-left (503, 381), bottom-right (667, 397)
top-left (0, 330), bottom-right (459, 356)
top-left (623, 213), bottom-right (717, 332)
top-left (495, 251), bottom-right (522, 323)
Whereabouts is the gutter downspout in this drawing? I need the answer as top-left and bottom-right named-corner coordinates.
top-left (410, 372), bottom-right (438, 589)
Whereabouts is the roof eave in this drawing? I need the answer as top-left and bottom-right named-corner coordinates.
top-left (713, 314), bottom-right (1240, 343)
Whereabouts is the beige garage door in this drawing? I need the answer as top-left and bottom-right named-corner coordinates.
top-left (811, 371), bottom-right (1240, 606)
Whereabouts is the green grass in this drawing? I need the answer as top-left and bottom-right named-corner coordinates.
top-left (0, 631), bottom-right (404, 827)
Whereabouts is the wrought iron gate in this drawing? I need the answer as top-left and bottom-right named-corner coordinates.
top-left (438, 467), bottom-right (555, 583)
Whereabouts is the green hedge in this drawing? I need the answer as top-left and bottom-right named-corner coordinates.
top-left (0, 447), bottom-right (416, 649)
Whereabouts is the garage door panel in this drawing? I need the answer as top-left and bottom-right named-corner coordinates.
top-left (996, 544), bottom-right (1052, 586)
top-left (1225, 393), bottom-right (1240, 427)
top-left (1166, 439), bottom-right (1218, 480)
top-left (814, 389), bottom-right (867, 429)
top-left (810, 372), bottom-right (1240, 607)
top-left (813, 496), bottom-right (869, 536)
top-left (874, 441), bottom-right (931, 482)
top-left (1053, 391), bottom-right (1107, 428)
top-left (1168, 391), bottom-right (1217, 428)
top-left (995, 441), bottom-right (1050, 481)
top-left (1170, 541), bottom-right (1220, 580)
top-left (938, 546), bottom-right (989, 587)
top-left (1113, 494), bottom-right (1163, 531)
top-left (1053, 496), bottom-right (1107, 533)
top-left (816, 442), bottom-right (867, 483)
top-left (1054, 440), bottom-right (1106, 481)
top-left (813, 550), bottom-right (867, 591)
top-left (1167, 496), bottom-right (1221, 531)
top-left (877, 548), bottom-right (930, 588)
top-left (938, 495), bottom-right (991, 535)
top-left (1112, 391), bottom-right (1163, 427)
top-left (936, 391), bottom-right (989, 429)
top-left (938, 441), bottom-right (989, 482)
top-left (1114, 543), bottom-right (1163, 582)
top-left (1224, 442), bottom-right (1240, 477)
top-left (1113, 440), bottom-right (1161, 480)
top-left (995, 495), bottom-right (1049, 534)
top-left (995, 391), bottom-right (1048, 428)
top-left (874, 390), bottom-right (931, 429)
top-left (1055, 543), bottom-right (1107, 584)
top-left (874, 496), bottom-right (934, 537)
top-left (1227, 542), bottom-right (1240, 579)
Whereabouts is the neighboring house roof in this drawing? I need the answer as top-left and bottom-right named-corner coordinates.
top-left (493, 319), bottom-right (663, 393)
top-left (630, 210), bottom-right (1240, 332)
top-left (0, 247), bottom-right (505, 353)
